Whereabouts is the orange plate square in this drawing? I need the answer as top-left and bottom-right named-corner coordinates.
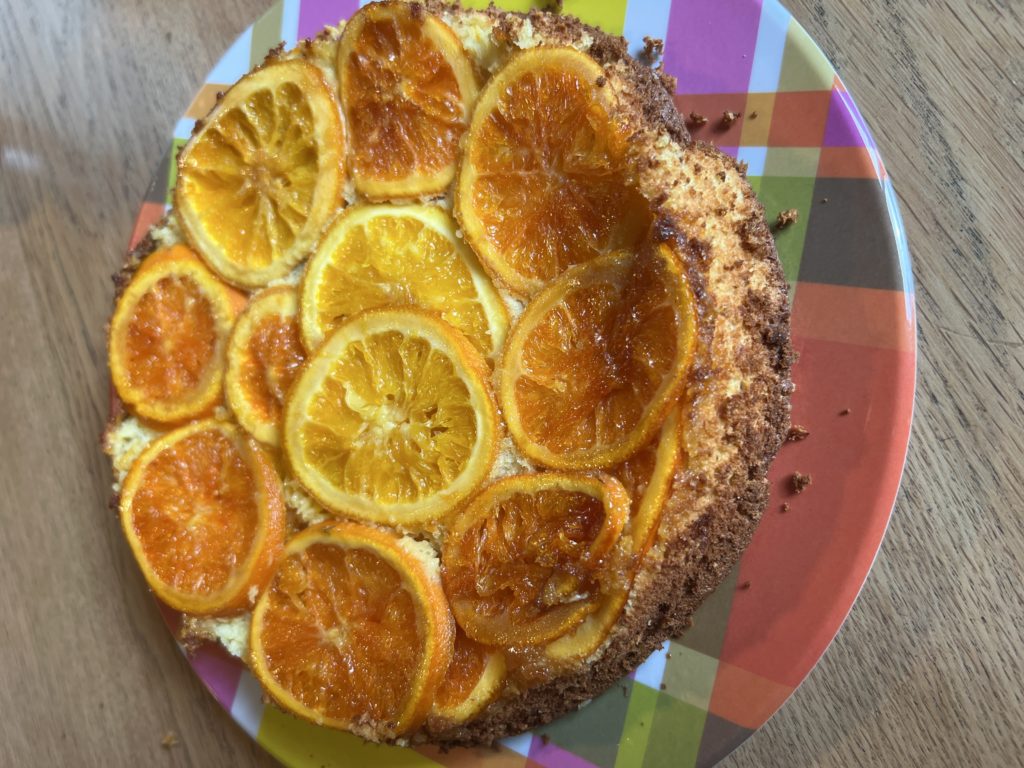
top-left (717, 335), bottom-right (915, 688)
top-left (818, 146), bottom-right (878, 179)
top-left (767, 90), bottom-right (832, 147)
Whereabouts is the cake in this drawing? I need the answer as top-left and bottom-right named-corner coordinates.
top-left (105, 0), bottom-right (792, 748)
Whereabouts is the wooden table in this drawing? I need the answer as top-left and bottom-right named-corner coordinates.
top-left (1, 0), bottom-right (1020, 765)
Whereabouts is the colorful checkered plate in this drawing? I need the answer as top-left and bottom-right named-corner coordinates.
top-left (128, 1), bottom-right (916, 765)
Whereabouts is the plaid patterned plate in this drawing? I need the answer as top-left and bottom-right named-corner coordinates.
top-left (129, 1), bottom-right (916, 765)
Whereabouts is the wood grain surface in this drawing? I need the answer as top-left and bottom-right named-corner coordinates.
top-left (0, 0), bottom-right (1020, 765)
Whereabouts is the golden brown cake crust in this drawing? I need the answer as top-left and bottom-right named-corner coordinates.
top-left (107, 1), bottom-right (792, 748)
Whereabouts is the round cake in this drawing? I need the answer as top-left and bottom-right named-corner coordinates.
top-left (104, 0), bottom-right (793, 747)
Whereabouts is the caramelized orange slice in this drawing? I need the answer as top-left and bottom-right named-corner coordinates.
top-left (442, 473), bottom-right (629, 648)
top-left (431, 629), bottom-right (506, 723)
top-left (614, 406), bottom-right (683, 555)
top-left (456, 47), bottom-right (650, 296)
top-left (250, 522), bottom-right (454, 737)
top-left (225, 287), bottom-right (307, 446)
top-left (545, 408), bottom-right (683, 665)
top-left (176, 59), bottom-right (345, 287)
top-left (299, 204), bottom-right (507, 358)
top-left (501, 242), bottom-right (696, 469)
top-left (119, 419), bottom-right (286, 615)
top-left (283, 308), bottom-right (499, 526)
top-left (338, 1), bottom-right (478, 199)
top-left (109, 245), bottom-right (244, 424)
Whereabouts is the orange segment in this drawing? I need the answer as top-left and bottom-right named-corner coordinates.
top-left (299, 204), bottom-right (508, 358)
top-left (250, 522), bottom-right (454, 737)
top-left (283, 308), bottom-right (499, 526)
top-left (338, 1), bottom-right (478, 199)
top-left (442, 473), bottom-right (629, 648)
top-left (456, 47), bottom-right (651, 296)
top-left (501, 241), bottom-right (696, 469)
top-left (119, 419), bottom-right (286, 615)
top-left (225, 287), bottom-right (307, 446)
top-left (431, 629), bottom-right (506, 723)
top-left (176, 59), bottom-right (345, 288)
top-left (109, 245), bottom-right (244, 424)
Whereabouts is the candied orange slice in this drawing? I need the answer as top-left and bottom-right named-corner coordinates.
top-left (338, 1), bottom-right (478, 199)
top-left (176, 59), bottom-right (345, 288)
top-left (283, 308), bottom-right (499, 525)
top-left (119, 419), bottom-right (286, 615)
top-left (431, 629), bottom-right (506, 723)
top-left (109, 245), bottom-right (244, 424)
top-left (501, 242), bottom-right (696, 469)
top-left (250, 522), bottom-right (454, 736)
top-left (456, 47), bottom-right (651, 296)
top-left (442, 473), bottom-right (629, 648)
top-left (544, 409), bottom-right (683, 665)
top-left (225, 286), bottom-right (307, 446)
top-left (614, 406), bottom-right (683, 555)
top-left (299, 204), bottom-right (507, 358)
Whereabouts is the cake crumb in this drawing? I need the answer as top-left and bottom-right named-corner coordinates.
top-left (786, 425), bottom-right (810, 442)
top-left (839, 408), bottom-right (851, 416)
top-left (775, 208), bottom-right (799, 229)
top-left (738, 580), bottom-right (752, 590)
top-left (160, 731), bottom-right (179, 749)
top-left (660, 683), bottom-right (667, 690)
top-left (720, 110), bottom-right (740, 127)
top-left (621, 685), bottom-right (629, 697)
top-left (687, 111), bottom-right (708, 127)
top-left (640, 36), bottom-right (664, 64)
top-left (781, 502), bottom-right (790, 513)
top-left (541, 734), bottom-right (551, 745)
top-left (790, 472), bottom-right (813, 494)
top-left (749, 110), bottom-right (759, 119)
